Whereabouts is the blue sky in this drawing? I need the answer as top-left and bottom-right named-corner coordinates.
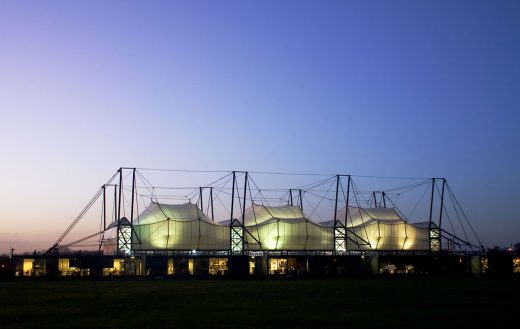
top-left (0, 0), bottom-right (519, 252)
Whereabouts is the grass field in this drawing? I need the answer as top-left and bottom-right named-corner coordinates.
top-left (1, 276), bottom-right (518, 328)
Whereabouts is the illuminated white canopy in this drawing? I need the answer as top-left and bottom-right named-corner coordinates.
top-left (131, 202), bottom-right (230, 250)
top-left (138, 202), bottom-right (213, 224)
top-left (101, 202), bottom-right (430, 254)
top-left (334, 206), bottom-right (404, 227)
top-left (243, 204), bottom-right (307, 226)
top-left (244, 204), bottom-right (333, 251)
top-left (322, 206), bottom-right (430, 251)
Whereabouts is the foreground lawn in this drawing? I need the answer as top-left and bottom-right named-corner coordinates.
top-left (0, 276), bottom-right (518, 328)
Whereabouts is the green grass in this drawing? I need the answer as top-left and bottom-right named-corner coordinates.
top-left (1, 277), bottom-right (518, 328)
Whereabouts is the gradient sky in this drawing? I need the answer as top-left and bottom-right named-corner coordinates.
top-left (1, 0), bottom-right (519, 253)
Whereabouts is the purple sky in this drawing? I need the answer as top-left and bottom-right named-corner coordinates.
top-left (0, 0), bottom-right (519, 253)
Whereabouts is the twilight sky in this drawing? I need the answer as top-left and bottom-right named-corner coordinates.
top-left (0, 0), bottom-right (519, 253)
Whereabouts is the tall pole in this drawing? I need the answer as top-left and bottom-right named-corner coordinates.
top-left (102, 185), bottom-right (106, 230)
top-left (344, 175), bottom-right (351, 224)
top-left (113, 185), bottom-right (117, 223)
top-left (333, 175), bottom-right (340, 253)
top-left (114, 179), bottom-right (119, 255)
top-left (241, 172), bottom-right (248, 253)
top-left (130, 169), bottom-right (136, 225)
top-left (210, 187), bottom-right (214, 221)
top-left (130, 169), bottom-right (136, 254)
top-left (428, 178), bottom-right (435, 228)
top-left (333, 175), bottom-right (340, 223)
top-left (199, 187), bottom-right (204, 212)
top-left (229, 171), bottom-right (236, 252)
top-left (118, 168), bottom-right (123, 221)
top-left (242, 172), bottom-right (248, 225)
top-left (230, 171), bottom-right (236, 223)
top-left (114, 183), bottom-right (118, 254)
top-left (299, 189), bottom-right (303, 210)
top-left (428, 178), bottom-right (436, 252)
top-left (382, 192), bottom-right (387, 208)
top-left (438, 179), bottom-right (446, 250)
top-left (117, 168), bottom-right (123, 255)
top-left (289, 189), bottom-right (293, 206)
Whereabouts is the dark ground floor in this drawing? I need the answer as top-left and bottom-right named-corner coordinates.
top-left (2, 277), bottom-right (520, 328)
top-left (2, 252), bottom-right (517, 278)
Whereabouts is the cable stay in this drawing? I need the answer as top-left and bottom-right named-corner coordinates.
top-left (45, 168), bottom-right (484, 256)
top-left (446, 183), bottom-right (484, 250)
top-left (439, 228), bottom-right (480, 250)
top-left (61, 231), bottom-right (106, 248)
top-left (46, 187), bottom-right (104, 254)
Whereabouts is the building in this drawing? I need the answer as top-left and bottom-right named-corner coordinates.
top-left (12, 168), bottom-right (490, 277)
